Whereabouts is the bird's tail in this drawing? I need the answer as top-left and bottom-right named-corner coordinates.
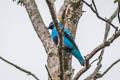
top-left (71, 49), bottom-right (85, 66)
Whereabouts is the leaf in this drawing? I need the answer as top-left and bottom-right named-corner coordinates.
top-left (114, 0), bottom-right (120, 3)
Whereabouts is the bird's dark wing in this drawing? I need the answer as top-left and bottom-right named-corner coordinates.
top-left (64, 32), bottom-right (79, 50)
top-left (64, 45), bottom-right (73, 52)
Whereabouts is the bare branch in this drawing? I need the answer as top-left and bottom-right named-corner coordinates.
top-left (46, 0), bottom-right (59, 32)
top-left (73, 65), bottom-right (91, 80)
top-left (45, 65), bottom-right (53, 80)
top-left (73, 29), bottom-right (120, 80)
top-left (82, 0), bottom-right (118, 30)
top-left (46, 0), bottom-right (65, 80)
top-left (92, 0), bottom-right (98, 12)
top-left (19, 0), bottom-right (57, 54)
top-left (96, 59), bottom-right (120, 78)
top-left (0, 56), bottom-right (39, 80)
top-left (85, 7), bottom-right (118, 80)
top-left (118, 2), bottom-right (120, 24)
top-left (74, 7), bottom-right (118, 79)
top-left (85, 64), bottom-right (102, 80)
top-left (98, 6), bottom-right (118, 68)
top-left (90, 59), bottom-right (98, 65)
top-left (58, 3), bottom-right (67, 23)
top-left (87, 29), bottom-right (120, 60)
top-left (98, 7), bottom-right (118, 65)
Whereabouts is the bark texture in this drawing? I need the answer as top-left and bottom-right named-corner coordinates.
top-left (58, 1), bottom-right (83, 80)
top-left (21, 0), bottom-right (60, 80)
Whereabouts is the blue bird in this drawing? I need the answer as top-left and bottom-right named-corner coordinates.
top-left (48, 22), bottom-right (85, 66)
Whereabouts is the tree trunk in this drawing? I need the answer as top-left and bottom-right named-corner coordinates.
top-left (58, 1), bottom-right (83, 80)
top-left (21, 0), bottom-right (83, 80)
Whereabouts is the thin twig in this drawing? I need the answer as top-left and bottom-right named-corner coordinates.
top-left (0, 56), bottom-right (39, 80)
top-left (45, 65), bottom-right (53, 80)
top-left (97, 59), bottom-right (120, 78)
top-left (118, 2), bottom-right (120, 24)
top-left (92, 0), bottom-right (98, 12)
top-left (82, 0), bottom-right (118, 30)
top-left (90, 59), bottom-right (98, 65)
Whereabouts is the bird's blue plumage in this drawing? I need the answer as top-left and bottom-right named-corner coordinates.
top-left (48, 22), bottom-right (85, 66)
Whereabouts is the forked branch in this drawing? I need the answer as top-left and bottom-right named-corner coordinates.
top-left (73, 29), bottom-right (120, 80)
top-left (85, 7), bottom-right (118, 80)
top-left (82, 0), bottom-right (118, 30)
